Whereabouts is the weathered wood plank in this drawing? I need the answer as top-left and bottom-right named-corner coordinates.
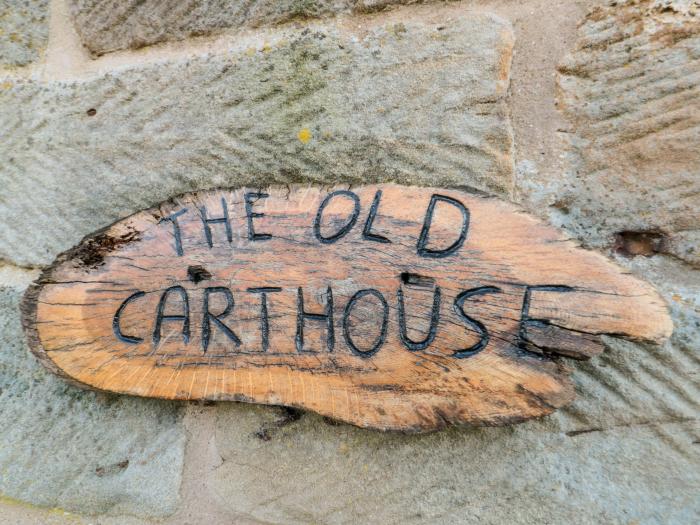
top-left (21, 185), bottom-right (672, 431)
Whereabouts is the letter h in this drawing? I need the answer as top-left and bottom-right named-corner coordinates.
top-left (296, 287), bottom-right (335, 352)
top-left (199, 197), bottom-right (232, 248)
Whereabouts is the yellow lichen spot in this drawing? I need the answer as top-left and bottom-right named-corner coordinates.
top-left (245, 47), bottom-right (256, 57)
top-left (297, 128), bottom-right (312, 144)
top-left (0, 494), bottom-right (76, 521)
top-left (262, 42), bottom-right (272, 53)
top-left (1, 81), bottom-right (13, 90)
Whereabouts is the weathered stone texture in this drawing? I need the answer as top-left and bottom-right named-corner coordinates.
top-left (0, 268), bottom-right (186, 517)
top-left (0, 15), bottom-right (514, 267)
top-left (69, 0), bottom-right (425, 56)
top-left (555, 0), bottom-right (700, 267)
top-left (206, 254), bottom-right (699, 525)
top-left (0, 0), bottom-right (49, 67)
top-left (211, 410), bottom-right (697, 524)
top-left (572, 255), bottom-right (699, 432)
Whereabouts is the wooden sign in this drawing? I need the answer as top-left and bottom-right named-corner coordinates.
top-left (22, 185), bottom-right (672, 431)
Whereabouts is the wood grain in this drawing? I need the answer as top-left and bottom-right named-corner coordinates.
top-left (21, 185), bottom-right (672, 431)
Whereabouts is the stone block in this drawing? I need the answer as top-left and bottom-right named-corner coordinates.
top-left (70, 0), bottom-right (425, 56)
top-left (0, 267), bottom-right (185, 517)
top-left (0, 14), bottom-right (514, 267)
top-left (555, 0), bottom-right (700, 267)
top-left (0, 0), bottom-right (49, 67)
top-left (210, 406), bottom-right (698, 524)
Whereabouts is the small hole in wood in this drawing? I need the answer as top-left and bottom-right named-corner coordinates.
top-left (400, 272), bottom-right (435, 288)
top-left (86, 108), bottom-right (97, 116)
top-left (187, 265), bottom-right (212, 283)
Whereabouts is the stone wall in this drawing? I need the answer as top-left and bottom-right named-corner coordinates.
top-left (0, 1), bottom-right (697, 523)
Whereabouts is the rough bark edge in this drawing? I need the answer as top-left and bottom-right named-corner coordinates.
top-left (20, 268), bottom-right (99, 391)
top-left (19, 219), bottom-right (136, 393)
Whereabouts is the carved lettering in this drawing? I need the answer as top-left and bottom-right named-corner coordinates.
top-left (245, 192), bottom-right (272, 241)
top-left (296, 287), bottom-right (335, 353)
top-left (362, 190), bottom-right (391, 244)
top-left (397, 285), bottom-right (441, 351)
top-left (342, 289), bottom-right (389, 357)
top-left (159, 208), bottom-right (188, 256)
top-left (314, 190), bottom-right (361, 244)
top-left (113, 291), bottom-right (145, 344)
top-left (153, 286), bottom-right (190, 346)
top-left (417, 194), bottom-right (469, 258)
top-left (202, 286), bottom-right (241, 352)
top-left (199, 197), bottom-right (232, 248)
top-left (453, 286), bottom-right (502, 358)
top-left (24, 185), bottom-right (672, 431)
top-left (247, 287), bottom-right (282, 351)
